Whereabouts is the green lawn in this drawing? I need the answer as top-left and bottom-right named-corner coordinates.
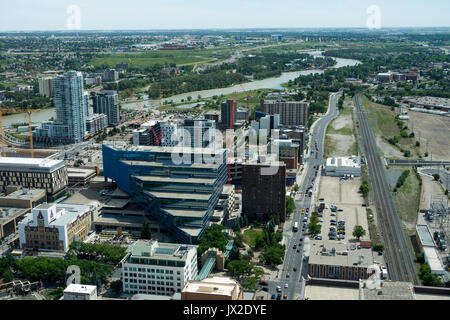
top-left (394, 169), bottom-right (421, 225)
top-left (243, 229), bottom-right (264, 247)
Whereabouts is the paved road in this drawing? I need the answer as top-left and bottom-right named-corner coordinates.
top-left (420, 167), bottom-right (450, 191)
top-left (264, 91), bottom-right (342, 300)
top-left (355, 93), bottom-right (418, 284)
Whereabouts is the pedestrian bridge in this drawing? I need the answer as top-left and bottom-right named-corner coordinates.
top-left (196, 240), bottom-right (234, 281)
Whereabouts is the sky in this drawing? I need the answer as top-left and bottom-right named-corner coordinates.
top-left (0, 0), bottom-right (449, 31)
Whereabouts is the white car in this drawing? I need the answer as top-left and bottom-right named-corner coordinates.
top-left (276, 286), bottom-right (282, 292)
top-left (284, 283), bottom-right (289, 288)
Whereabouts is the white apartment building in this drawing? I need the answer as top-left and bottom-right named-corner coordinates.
top-left (121, 240), bottom-right (198, 296)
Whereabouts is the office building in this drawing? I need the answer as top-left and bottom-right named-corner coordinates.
top-left (271, 34), bottom-right (283, 41)
top-left (182, 276), bottom-right (244, 300)
top-left (260, 100), bottom-right (309, 127)
top-left (103, 69), bottom-right (119, 82)
top-left (64, 284), bottom-right (98, 300)
top-left (0, 157), bottom-right (67, 198)
top-left (235, 107), bottom-right (249, 122)
top-left (181, 119), bottom-right (216, 149)
top-left (242, 162), bottom-right (286, 222)
top-left (35, 71), bottom-right (88, 144)
top-left (93, 90), bottom-right (120, 126)
top-left (272, 139), bottom-right (300, 169)
top-left (121, 240), bottom-right (198, 296)
top-left (376, 73), bottom-right (393, 83)
top-left (102, 144), bottom-right (227, 243)
top-left (221, 99), bottom-right (236, 129)
top-left (132, 121), bottom-right (179, 147)
top-left (38, 76), bottom-right (54, 98)
top-left (86, 113), bottom-right (108, 135)
top-left (18, 202), bottom-right (92, 252)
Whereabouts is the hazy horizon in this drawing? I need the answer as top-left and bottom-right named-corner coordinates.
top-left (1, 0), bottom-right (450, 32)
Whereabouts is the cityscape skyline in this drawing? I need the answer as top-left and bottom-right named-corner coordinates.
top-left (1, 0), bottom-right (450, 31)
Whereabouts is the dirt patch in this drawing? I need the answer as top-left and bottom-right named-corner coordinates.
top-left (376, 136), bottom-right (404, 159)
top-left (408, 111), bottom-right (450, 161)
top-left (327, 133), bottom-right (356, 157)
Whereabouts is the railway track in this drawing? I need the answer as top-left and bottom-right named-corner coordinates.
top-left (354, 93), bottom-right (419, 284)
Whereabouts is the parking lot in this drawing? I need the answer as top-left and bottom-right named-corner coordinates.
top-left (313, 176), bottom-right (371, 246)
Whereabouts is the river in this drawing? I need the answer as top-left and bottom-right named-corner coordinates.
top-left (2, 51), bottom-right (360, 128)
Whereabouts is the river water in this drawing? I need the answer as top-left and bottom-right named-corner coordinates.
top-left (3, 51), bottom-right (360, 128)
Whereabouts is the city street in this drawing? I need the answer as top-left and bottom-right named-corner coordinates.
top-left (265, 91), bottom-right (342, 300)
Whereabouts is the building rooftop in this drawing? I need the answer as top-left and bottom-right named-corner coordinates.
top-left (360, 281), bottom-right (415, 300)
top-left (64, 284), bottom-right (97, 295)
top-left (146, 191), bottom-right (211, 201)
top-left (308, 243), bottom-right (375, 268)
top-left (0, 207), bottom-right (29, 224)
top-left (0, 188), bottom-right (46, 201)
top-left (416, 224), bottom-right (436, 247)
top-left (67, 167), bottom-right (96, 178)
top-left (182, 276), bottom-right (240, 297)
top-left (126, 240), bottom-right (197, 262)
top-left (134, 175), bottom-right (215, 185)
top-left (326, 156), bottom-right (361, 168)
top-left (423, 246), bottom-right (445, 273)
top-left (122, 160), bottom-right (221, 170)
top-left (0, 157), bottom-right (64, 171)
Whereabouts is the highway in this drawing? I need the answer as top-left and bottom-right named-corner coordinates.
top-left (354, 93), bottom-right (419, 285)
top-left (265, 91), bottom-right (342, 300)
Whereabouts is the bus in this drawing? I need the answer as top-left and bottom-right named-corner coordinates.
top-left (293, 222), bottom-right (298, 232)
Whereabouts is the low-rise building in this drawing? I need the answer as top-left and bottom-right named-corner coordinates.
top-left (121, 240), bottom-right (198, 296)
top-left (67, 167), bottom-right (97, 186)
top-left (182, 276), bottom-right (244, 300)
top-left (325, 156), bottom-right (361, 177)
top-left (18, 202), bottom-right (92, 252)
top-left (0, 186), bottom-right (46, 209)
top-left (308, 243), bottom-right (375, 281)
top-left (64, 284), bottom-right (98, 300)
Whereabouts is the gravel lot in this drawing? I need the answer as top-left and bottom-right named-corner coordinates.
top-left (408, 111), bottom-right (450, 161)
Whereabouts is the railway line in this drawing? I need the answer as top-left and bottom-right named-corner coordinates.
top-left (354, 93), bottom-right (419, 284)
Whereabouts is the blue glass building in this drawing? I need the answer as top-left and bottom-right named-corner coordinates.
top-left (102, 144), bottom-right (227, 243)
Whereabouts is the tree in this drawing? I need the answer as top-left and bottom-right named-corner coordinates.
top-left (308, 213), bottom-right (321, 235)
top-left (141, 219), bottom-right (151, 240)
top-left (197, 224), bottom-right (228, 255)
top-left (360, 180), bottom-right (370, 197)
top-left (294, 184), bottom-right (299, 192)
top-left (260, 244), bottom-right (285, 266)
top-left (433, 173), bottom-right (440, 181)
top-left (110, 280), bottom-right (123, 295)
top-left (286, 196), bottom-right (296, 215)
top-left (353, 225), bottom-right (366, 240)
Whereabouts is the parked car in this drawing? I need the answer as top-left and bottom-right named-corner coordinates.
top-left (293, 244), bottom-right (297, 249)
top-left (276, 286), bottom-right (282, 292)
top-left (293, 267), bottom-right (297, 272)
top-left (314, 235), bottom-right (322, 240)
top-left (277, 294), bottom-right (281, 300)
top-left (271, 294), bottom-right (276, 300)
top-left (283, 294), bottom-right (288, 299)
top-left (284, 283), bottom-right (289, 288)
top-left (259, 280), bottom-right (268, 286)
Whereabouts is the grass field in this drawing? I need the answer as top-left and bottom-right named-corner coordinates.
top-left (243, 229), bottom-right (264, 247)
top-left (88, 47), bottom-right (232, 68)
top-left (362, 95), bottom-right (399, 137)
top-left (394, 169), bottom-right (421, 225)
